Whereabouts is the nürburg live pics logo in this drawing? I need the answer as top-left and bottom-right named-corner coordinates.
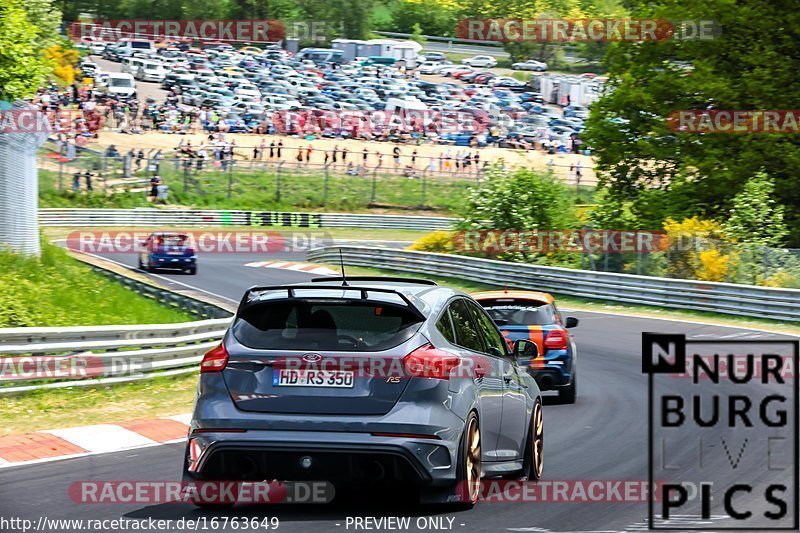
top-left (643, 332), bottom-right (798, 530)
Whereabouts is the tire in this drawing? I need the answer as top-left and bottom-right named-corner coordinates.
top-left (138, 258), bottom-right (144, 270)
top-left (521, 400), bottom-right (544, 480)
top-left (558, 371), bottom-right (577, 404)
top-left (452, 411), bottom-right (481, 507)
top-left (187, 266), bottom-right (197, 275)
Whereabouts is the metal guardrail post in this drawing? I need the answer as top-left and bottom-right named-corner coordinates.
top-left (421, 169), bottom-right (427, 207)
top-left (227, 160), bottom-right (233, 200)
top-left (323, 164), bottom-right (330, 204)
top-left (275, 161), bottom-right (283, 202)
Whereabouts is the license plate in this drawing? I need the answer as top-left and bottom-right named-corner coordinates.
top-left (273, 369), bottom-right (354, 388)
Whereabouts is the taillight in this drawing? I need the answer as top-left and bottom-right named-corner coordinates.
top-left (544, 329), bottom-right (568, 351)
top-left (200, 343), bottom-right (228, 372)
top-left (403, 344), bottom-right (461, 380)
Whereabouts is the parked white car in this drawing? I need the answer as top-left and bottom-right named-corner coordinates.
top-left (419, 63), bottom-right (443, 74)
top-left (135, 60), bottom-right (167, 83)
top-left (511, 59), bottom-right (548, 71)
top-left (461, 55), bottom-right (497, 68)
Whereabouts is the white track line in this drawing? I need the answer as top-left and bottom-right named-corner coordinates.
top-left (44, 425), bottom-right (157, 453)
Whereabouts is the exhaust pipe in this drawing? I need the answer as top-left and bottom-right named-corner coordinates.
top-left (366, 460), bottom-right (386, 480)
top-left (228, 454), bottom-right (259, 479)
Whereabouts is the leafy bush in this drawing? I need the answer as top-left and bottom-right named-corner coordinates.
top-left (762, 272), bottom-right (800, 289)
top-left (406, 231), bottom-right (454, 253)
top-left (724, 171), bottom-right (788, 247)
top-left (662, 217), bottom-right (727, 280)
top-left (695, 249), bottom-right (731, 282)
top-left (460, 165), bottom-right (579, 232)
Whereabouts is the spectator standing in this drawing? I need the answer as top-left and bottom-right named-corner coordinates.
top-left (149, 174), bottom-right (162, 202)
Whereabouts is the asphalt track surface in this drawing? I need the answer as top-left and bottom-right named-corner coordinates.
top-left (2, 246), bottom-right (797, 533)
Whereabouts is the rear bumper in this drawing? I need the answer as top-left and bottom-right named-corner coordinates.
top-left (150, 255), bottom-right (195, 268)
top-left (185, 373), bottom-right (472, 486)
top-left (184, 431), bottom-right (454, 486)
top-left (527, 349), bottom-right (573, 390)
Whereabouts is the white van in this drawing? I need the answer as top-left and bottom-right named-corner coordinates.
top-left (117, 39), bottom-right (156, 58)
top-left (103, 73), bottom-right (137, 99)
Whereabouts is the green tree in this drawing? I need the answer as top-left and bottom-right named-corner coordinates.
top-left (0, 0), bottom-right (52, 100)
top-left (583, 0), bottom-right (800, 245)
top-left (384, 0), bottom-right (457, 36)
top-left (724, 171), bottom-right (788, 247)
top-left (460, 164), bottom-right (579, 230)
top-left (459, 165), bottom-right (580, 264)
top-left (410, 22), bottom-right (426, 44)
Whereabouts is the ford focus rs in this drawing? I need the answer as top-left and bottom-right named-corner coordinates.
top-left (184, 277), bottom-right (544, 506)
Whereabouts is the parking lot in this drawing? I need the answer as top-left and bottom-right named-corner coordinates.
top-left (82, 41), bottom-right (592, 154)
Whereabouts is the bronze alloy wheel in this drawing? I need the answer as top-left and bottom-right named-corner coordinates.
top-left (465, 414), bottom-right (482, 503)
top-left (531, 401), bottom-right (544, 479)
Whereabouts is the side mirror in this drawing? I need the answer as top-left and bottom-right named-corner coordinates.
top-left (565, 316), bottom-right (579, 329)
top-left (512, 338), bottom-right (539, 363)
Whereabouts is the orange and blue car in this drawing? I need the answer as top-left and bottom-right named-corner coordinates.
top-left (473, 290), bottom-right (579, 403)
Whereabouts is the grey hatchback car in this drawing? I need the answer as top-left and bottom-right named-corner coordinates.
top-left (184, 277), bottom-right (544, 506)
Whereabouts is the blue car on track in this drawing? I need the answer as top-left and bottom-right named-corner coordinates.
top-left (138, 232), bottom-right (197, 274)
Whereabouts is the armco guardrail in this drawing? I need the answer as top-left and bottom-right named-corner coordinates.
top-left (0, 318), bottom-right (230, 395)
top-left (39, 209), bottom-right (456, 231)
top-left (307, 246), bottom-right (800, 322)
top-left (0, 254), bottom-right (233, 395)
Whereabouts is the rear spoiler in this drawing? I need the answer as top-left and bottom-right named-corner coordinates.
top-left (237, 284), bottom-right (426, 320)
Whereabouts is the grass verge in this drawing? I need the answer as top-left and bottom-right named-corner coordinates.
top-left (0, 373), bottom-right (197, 436)
top-left (39, 167), bottom-right (474, 214)
top-left (0, 240), bottom-right (194, 327)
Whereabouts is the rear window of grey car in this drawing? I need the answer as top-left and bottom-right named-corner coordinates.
top-left (233, 300), bottom-right (423, 352)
